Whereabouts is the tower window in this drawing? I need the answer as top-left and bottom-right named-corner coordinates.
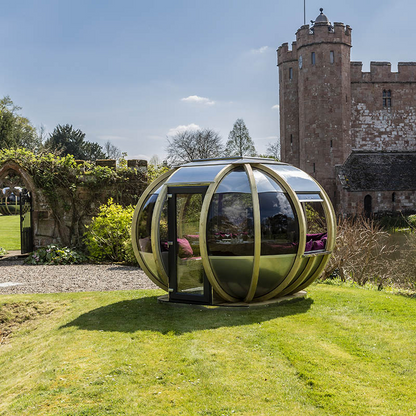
top-left (330, 51), bottom-right (334, 64)
top-left (311, 52), bottom-right (316, 65)
top-left (392, 192), bottom-right (396, 202)
top-left (289, 67), bottom-right (293, 80)
top-left (313, 163), bottom-right (316, 173)
top-left (290, 134), bottom-right (293, 146)
top-left (330, 140), bottom-right (333, 148)
top-left (383, 90), bottom-right (392, 108)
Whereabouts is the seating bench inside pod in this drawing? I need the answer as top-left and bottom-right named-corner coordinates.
top-left (131, 157), bottom-right (336, 305)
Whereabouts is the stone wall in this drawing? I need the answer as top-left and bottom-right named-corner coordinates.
top-left (351, 62), bottom-right (416, 152)
top-left (0, 159), bottom-right (148, 251)
top-left (338, 189), bottom-right (416, 217)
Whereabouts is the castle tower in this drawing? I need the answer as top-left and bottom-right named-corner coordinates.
top-left (278, 9), bottom-right (352, 205)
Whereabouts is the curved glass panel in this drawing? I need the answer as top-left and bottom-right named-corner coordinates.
top-left (253, 169), bottom-right (284, 193)
top-left (255, 254), bottom-right (296, 297)
top-left (167, 165), bottom-right (226, 184)
top-left (207, 168), bottom-right (254, 299)
top-left (253, 169), bottom-right (299, 298)
top-left (159, 199), bottom-right (169, 274)
top-left (254, 170), bottom-right (299, 255)
top-left (264, 164), bottom-right (321, 193)
top-left (303, 201), bottom-right (328, 252)
top-left (137, 194), bottom-right (159, 278)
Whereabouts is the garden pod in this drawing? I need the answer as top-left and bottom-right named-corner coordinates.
top-left (131, 158), bottom-right (336, 304)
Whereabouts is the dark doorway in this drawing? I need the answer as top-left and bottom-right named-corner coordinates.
top-left (364, 195), bottom-right (372, 218)
top-left (167, 186), bottom-right (211, 304)
top-left (20, 189), bottom-right (33, 254)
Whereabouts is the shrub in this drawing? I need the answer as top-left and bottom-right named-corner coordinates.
top-left (148, 163), bottom-right (170, 183)
top-left (407, 214), bottom-right (416, 229)
top-left (323, 216), bottom-right (398, 287)
top-left (393, 231), bottom-right (416, 290)
top-left (25, 244), bottom-right (86, 265)
top-left (0, 247), bottom-right (7, 256)
top-left (84, 198), bottom-right (137, 263)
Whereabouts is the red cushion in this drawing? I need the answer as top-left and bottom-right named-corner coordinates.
top-left (177, 238), bottom-right (193, 258)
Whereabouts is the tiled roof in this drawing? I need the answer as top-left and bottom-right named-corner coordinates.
top-left (337, 151), bottom-right (416, 191)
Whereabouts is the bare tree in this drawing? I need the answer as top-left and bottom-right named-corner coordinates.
top-left (224, 118), bottom-right (256, 157)
top-left (265, 141), bottom-right (280, 161)
top-left (149, 154), bottom-right (161, 166)
top-left (104, 140), bottom-right (122, 159)
top-left (166, 128), bottom-right (223, 164)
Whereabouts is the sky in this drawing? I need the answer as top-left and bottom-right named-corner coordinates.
top-left (1, 0), bottom-right (416, 161)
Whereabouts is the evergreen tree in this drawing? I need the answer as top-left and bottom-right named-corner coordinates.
top-left (45, 124), bottom-right (106, 160)
top-left (225, 118), bottom-right (256, 157)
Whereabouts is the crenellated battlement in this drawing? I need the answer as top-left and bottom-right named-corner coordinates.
top-left (277, 41), bottom-right (298, 66)
top-left (351, 61), bottom-right (416, 82)
top-left (295, 22), bottom-right (351, 50)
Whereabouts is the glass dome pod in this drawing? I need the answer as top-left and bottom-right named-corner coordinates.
top-left (131, 158), bottom-right (336, 304)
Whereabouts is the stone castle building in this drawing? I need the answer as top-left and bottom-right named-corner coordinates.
top-left (278, 8), bottom-right (416, 216)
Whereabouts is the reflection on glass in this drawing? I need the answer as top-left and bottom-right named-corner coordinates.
top-left (265, 164), bottom-right (321, 192)
top-left (137, 193), bottom-right (160, 278)
top-left (167, 165), bottom-right (226, 184)
top-left (303, 201), bottom-right (327, 252)
top-left (215, 168), bottom-right (252, 193)
top-left (137, 194), bottom-right (158, 253)
top-left (176, 193), bottom-right (204, 294)
top-left (207, 168), bottom-right (254, 256)
top-left (207, 168), bottom-right (254, 298)
top-left (259, 193), bottom-right (299, 255)
top-left (254, 169), bottom-right (298, 255)
top-left (253, 169), bottom-right (284, 193)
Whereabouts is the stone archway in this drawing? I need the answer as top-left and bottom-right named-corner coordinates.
top-left (0, 161), bottom-right (37, 254)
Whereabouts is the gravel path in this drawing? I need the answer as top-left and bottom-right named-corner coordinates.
top-left (0, 261), bottom-right (159, 295)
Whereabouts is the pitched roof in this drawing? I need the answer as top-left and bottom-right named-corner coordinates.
top-left (337, 152), bottom-right (416, 191)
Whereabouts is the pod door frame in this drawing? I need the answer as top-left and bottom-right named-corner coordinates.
top-left (167, 185), bottom-right (212, 304)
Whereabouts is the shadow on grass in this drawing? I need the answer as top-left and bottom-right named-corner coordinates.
top-left (62, 295), bottom-right (313, 334)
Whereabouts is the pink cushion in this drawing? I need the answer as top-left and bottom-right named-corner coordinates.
top-left (177, 238), bottom-right (193, 258)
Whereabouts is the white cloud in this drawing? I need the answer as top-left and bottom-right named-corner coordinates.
top-left (181, 95), bottom-right (215, 106)
top-left (168, 123), bottom-right (201, 136)
top-left (271, 104), bottom-right (280, 110)
top-left (251, 46), bottom-right (269, 54)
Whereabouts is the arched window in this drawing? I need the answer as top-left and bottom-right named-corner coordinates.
top-left (364, 195), bottom-right (372, 218)
top-left (383, 90), bottom-right (392, 108)
top-left (311, 52), bottom-right (316, 65)
top-left (392, 192), bottom-right (396, 203)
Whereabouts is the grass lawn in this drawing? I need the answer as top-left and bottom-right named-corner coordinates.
top-left (0, 214), bottom-right (20, 251)
top-left (1, 284), bottom-right (416, 415)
